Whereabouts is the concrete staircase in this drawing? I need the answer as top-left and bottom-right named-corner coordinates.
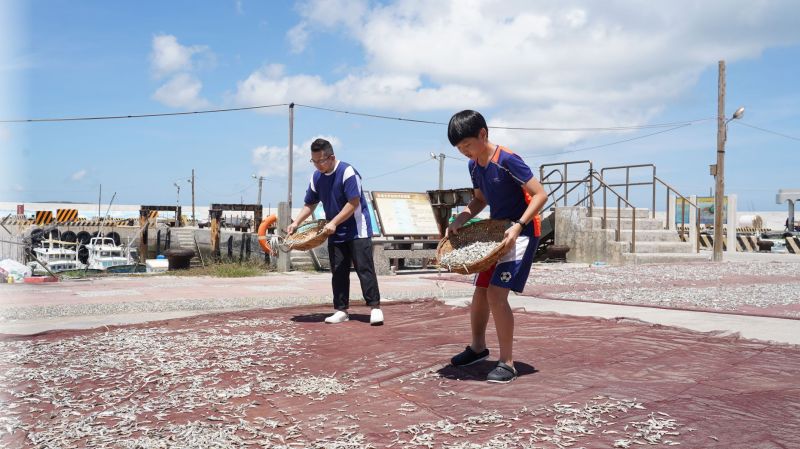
top-left (290, 250), bottom-right (317, 271)
top-left (555, 207), bottom-right (710, 264)
top-left (171, 227), bottom-right (204, 267)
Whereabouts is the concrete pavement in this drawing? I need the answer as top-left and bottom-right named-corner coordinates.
top-left (441, 294), bottom-right (800, 345)
top-left (1, 271), bottom-right (797, 345)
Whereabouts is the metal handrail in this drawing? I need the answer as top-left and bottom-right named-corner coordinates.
top-left (540, 160), bottom-right (593, 207)
top-left (538, 161), bottom-right (702, 255)
top-left (600, 164), bottom-right (656, 218)
top-left (545, 174), bottom-right (593, 212)
top-left (590, 171), bottom-right (638, 253)
top-left (548, 170), bottom-right (638, 252)
top-left (655, 176), bottom-right (700, 252)
top-left (540, 168), bottom-right (566, 205)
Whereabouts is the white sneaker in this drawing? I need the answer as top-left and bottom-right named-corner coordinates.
top-left (324, 311), bottom-right (349, 324)
top-left (370, 308), bottom-right (384, 326)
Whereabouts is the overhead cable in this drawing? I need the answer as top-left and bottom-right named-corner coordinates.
top-left (364, 158), bottom-right (434, 180)
top-left (733, 121), bottom-right (800, 142)
top-left (3, 100), bottom-right (716, 132)
top-left (0, 104), bottom-right (289, 123)
top-left (296, 103), bottom-right (715, 131)
top-left (523, 123), bottom-right (692, 159)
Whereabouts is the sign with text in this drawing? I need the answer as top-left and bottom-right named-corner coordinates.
top-left (676, 196), bottom-right (727, 225)
top-left (371, 191), bottom-right (440, 236)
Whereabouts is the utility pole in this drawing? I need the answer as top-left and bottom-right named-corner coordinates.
top-left (431, 152), bottom-right (445, 190)
top-left (190, 169), bottom-right (195, 225)
top-left (252, 174), bottom-right (265, 205)
top-left (712, 60), bottom-right (726, 262)
top-left (287, 103), bottom-right (295, 210)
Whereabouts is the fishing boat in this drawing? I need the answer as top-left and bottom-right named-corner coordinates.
top-left (27, 238), bottom-right (86, 274)
top-left (82, 236), bottom-right (137, 270)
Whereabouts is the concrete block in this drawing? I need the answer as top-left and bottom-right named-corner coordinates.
top-left (145, 259), bottom-right (169, 273)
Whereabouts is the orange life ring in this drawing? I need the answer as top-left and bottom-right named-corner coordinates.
top-left (257, 214), bottom-right (277, 253)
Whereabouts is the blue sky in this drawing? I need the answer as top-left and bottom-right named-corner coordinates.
top-left (1, 0), bottom-right (799, 212)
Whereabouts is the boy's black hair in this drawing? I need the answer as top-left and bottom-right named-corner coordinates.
top-left (447, 110), bottom-right (487, 146)
top-left (310, 138), bottom-right (334, 154)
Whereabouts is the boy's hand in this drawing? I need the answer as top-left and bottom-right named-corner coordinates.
top-left (500, 223), bottom-right (523, 255)
top-left (323, 222), bottom-right (337, 235)
top-left (286, 223), bottom-right (298, 235)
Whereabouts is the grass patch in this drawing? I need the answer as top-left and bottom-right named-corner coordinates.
top-left (169, 261), bottom-right (271, 278)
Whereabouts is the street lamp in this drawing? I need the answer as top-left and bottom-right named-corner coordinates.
top-left (173, 182), bottom-right (181, 224)
top-left (431, 152), bottom-right (445, 190)
top-left (186, 169), bottom-right (195, 226)
top-left (252, 174), bottom-right (265, 206)
top-left (711, 100), bottom-right (745, 262)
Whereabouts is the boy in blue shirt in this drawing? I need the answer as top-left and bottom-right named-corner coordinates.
top-left (287, 138), bottom-right (383, 325)
top-left (446, 110), bottom-right (547, 383)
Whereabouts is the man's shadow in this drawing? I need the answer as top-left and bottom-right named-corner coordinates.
top-left (437, 360), bottom-right (537, 381)
top-left (290, 313), bottom-right (328, 323)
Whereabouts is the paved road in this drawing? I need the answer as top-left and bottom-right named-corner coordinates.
top-left (1, 271), bottom-right (798, 345)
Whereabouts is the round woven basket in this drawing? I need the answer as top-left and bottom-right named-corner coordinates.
top-left (436, 219), bottom-right (510, 274)
top-left (282, 219), bottom-right (329, 251)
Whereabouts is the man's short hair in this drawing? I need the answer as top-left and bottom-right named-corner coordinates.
top-left (447, 110), bottom-right (487, 146)
top-left (310, 138), bottom-right (334, 155)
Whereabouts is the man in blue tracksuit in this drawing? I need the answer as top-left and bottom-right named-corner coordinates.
top-left (287, 138), bottom-right (383, 325)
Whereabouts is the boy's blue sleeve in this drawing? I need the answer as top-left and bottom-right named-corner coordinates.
top-left (504, 154), bottom-right (534, 185)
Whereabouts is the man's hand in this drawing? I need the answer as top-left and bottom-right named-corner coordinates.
top-left (445, 221), bottom-right (462, 238)
top-left (286, 222), bottom-right (298, 235)
top-left (323, 222), bottom-right (337, 235)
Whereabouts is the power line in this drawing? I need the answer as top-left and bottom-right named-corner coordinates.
top-left (291, 103), bottom-right (717, 132)
top-left (295, 104), bottom-right (446, 126)
top-left (523, 123), bottom-right (692, 158)
top-left (0, 104), bottom-right (289, 123)
top-left (733, 121), bottom-right (800, 142)
top-left (490, 118), bottom-right (714, 131)
top-left (364, 158), bottom-right (434, 181)
top-left (2, 100), bottom-right (717, 132)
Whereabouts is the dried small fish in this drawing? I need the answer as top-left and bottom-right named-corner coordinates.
top-left (440, 242), bottom-right (500, 269)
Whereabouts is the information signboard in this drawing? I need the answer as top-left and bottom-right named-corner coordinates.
top-left (371, 191), bottom-right (440, 236)
top-left (676, 196), bottom-right (727, 225)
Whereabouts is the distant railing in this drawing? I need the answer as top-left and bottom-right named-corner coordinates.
top-left (655, 176), bottom-right (700, 252)
top-left (600, 164), bottom-right (657, 218)
top-left (578, 171), bottom-right (639, 252)
top-left (537, 160), bottom-right (703, 254)
top-left (540, 161), bottom-right (593, 210)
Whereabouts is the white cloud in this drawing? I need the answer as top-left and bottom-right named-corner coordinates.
top-left (153, 73), bottom-right (209, 109)
top-left (70, 169), bottom-right (87, 181)
top-left (235, 0), bottom-right (244, 15)
top-left (150, 34), bottom-right (209, 78)
top-left (287, 22), bottom-right (310, 54)
top-left (252, 135), bottom-right (342, 178)
top-left (249, 0), bottom-right (800, 153)
top-left (235, 64), bottom-right (334, 107)
top-left (235, 64), bottom-right (491, 111)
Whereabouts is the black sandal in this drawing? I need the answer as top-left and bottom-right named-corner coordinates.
top-left (487, 361), bottom-right (517, 383)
